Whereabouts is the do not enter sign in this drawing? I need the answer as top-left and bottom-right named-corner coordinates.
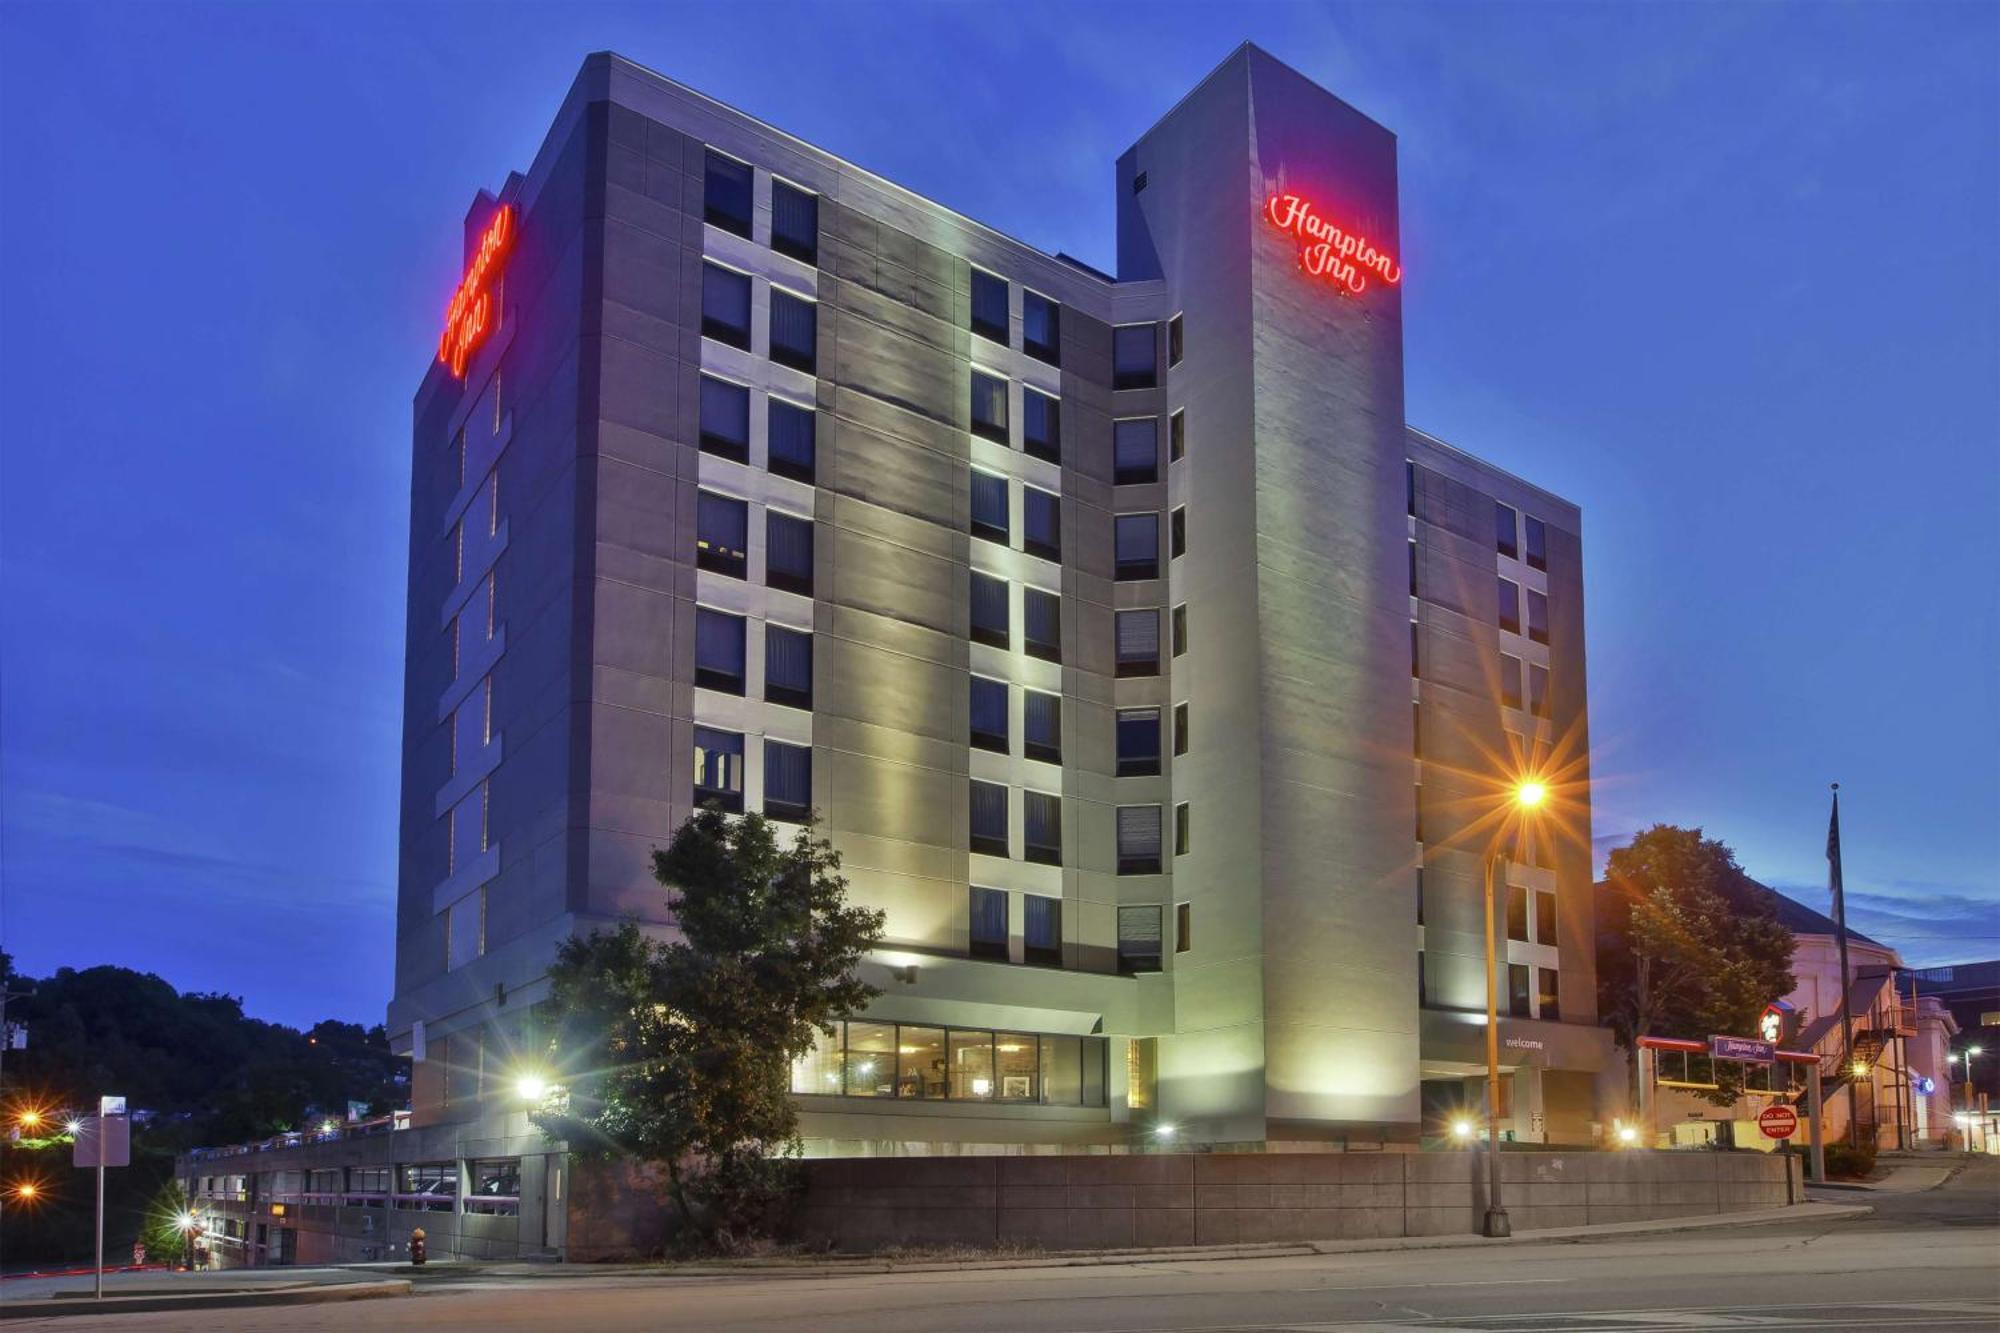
top-left (1758, 1104), bottom-right (1799, 1140)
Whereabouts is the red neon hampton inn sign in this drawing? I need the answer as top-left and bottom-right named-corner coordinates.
top-left (438, 205), bottom-right (516, 378)
top-left (1264, 192), bottom-right (1401, 296)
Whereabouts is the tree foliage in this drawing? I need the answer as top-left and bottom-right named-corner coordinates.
top-left (532, 809), bottom-right (884, 1246)
top-left (1597, 825), bottom-right (1797, 1105)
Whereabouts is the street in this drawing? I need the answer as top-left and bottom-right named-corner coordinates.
top-left (13, 1159), bottom-right (1996, 1332)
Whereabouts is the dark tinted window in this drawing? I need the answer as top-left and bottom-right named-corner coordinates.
top-left (970, 886), bottom-right (1008, 959)
top-left (1024, 791), bottom-right (1061, 866)
top-left (694, 607), bottom-right (746, 694)
top-left (1024, 586), bottom-right (1060, 662)
top-left (1117, 903), bottom-right (1162, 972)
top-left (1169, 410), bottom-right (1185, 462)
top-left (1170, 506), bottom-right (1186, 558)
top-left (1527, 589), bottom-right (1549, 645)
top-left (1525, 516), bottom-right (1548, 572)
top-left (1538, 966), bottom-right (1560, 1020)
top-left (1509, 963), bottom-right (1532, 1018)
top-left (1495, 501), bottom-right (1518, 558)
top-left (1497, 576), bottom-right (1520, 634)
top-left (1116, 708), bottom-right (1161, 777)
top-left (1113, 418), bottom-right (1157, 484)
top-left (766, 511), bottom-right (814, 596)
top-left (1023, 487), bottom-right (1060, 561)
top-left (970, 571), bottom-right (1009, 648)
top-left (1115, 608), bottom-right (1158, 677)
top-left (970, 469), bottom-right (1009, 543)
top-left (1022, 387), bottom-right (1060, 464)
top-left (1117, 806), bottom-right (1163, 875)
top-left (970, 268), bottom-right (1008, 343)
top-left (701, 263), bottom-right (751, 348)
top-left (765, 625), bottom-right (813, 709)
top-left (1113, 324), bottom-right (1156, 389)
top-left (971, 371), bottom-right (1009, 443)
top-left (768, 399), bottom-right (815, 483)
top-left (1023, 291), bottom-right (1059, 364)
top-left (771, 179), bottom-right (817, 264)
top-left (1507, 884), bottom-right (1529, 941)
top-left (693, 726), bottom-right (744, 812)
top-left (970, 676), bottom-right (1008, 753)
top-left (1024, 894), bottom-right (1061, 966)
top-left (770, 289), bottom-right (816, 372)
top-left (764, 740), bottom-right (811, 822)
top-left (703, 150), bottom-right (752, 236)
top-left (1501, 654), bottom-right (1524, 710)
top-left (1529, 663), bottom-right (1551, 718)
top-left (1536, 890), bottom-right (1558, 947)
top-left (1174, 802), bottom-right (1190, 855)
top-left (1174, 702), bottom-right (1189, 756)
top-left (698, 376), bottom-right (750, 462)
top-left (1171, 604), bottom-right (1187, 657)
top-left (1115, 513), bottom-right (1159, 580)
top-left (970, 780), bottom-right (1008, 857)
top-left (695, 491), bottom-right (749, 578)
top-left (1024, 690), bottom-right (1061, 764)
top-left (1167, 313), bottom-right (1184, 366)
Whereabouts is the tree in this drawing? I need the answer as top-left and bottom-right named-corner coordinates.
top-left (532, 809), bottom-right (884, 1246)
top-left (1597, 825), bottom-right (1796, 1105)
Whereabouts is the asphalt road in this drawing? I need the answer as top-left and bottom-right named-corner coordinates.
top-left (16, 1159), bottom-right (1998, 1332)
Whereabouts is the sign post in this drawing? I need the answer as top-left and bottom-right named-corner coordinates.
top-left (74, 1095), bottom-right (130, 1300)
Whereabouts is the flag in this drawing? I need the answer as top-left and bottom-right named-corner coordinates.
top-left (1826, 786), bottom-right (1844, 914)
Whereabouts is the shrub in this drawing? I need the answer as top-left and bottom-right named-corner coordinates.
top-left (1822, 1140), bottom-right (1876, 1180)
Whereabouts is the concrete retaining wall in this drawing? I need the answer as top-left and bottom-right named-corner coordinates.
top-left (789, 1150), bottom-right (1799, 1251)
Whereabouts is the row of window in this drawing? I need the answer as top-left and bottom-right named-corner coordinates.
top-left (704, 148), bottom-right (818, 265)
top-left (968, 890), bottom-right (1193, 975)
top-left (205, 1159), bottom-right (524, 1215)
top-left (967, 783), bottom-right (1181, 876)
top-left (695, 490), bottom-right (815, 594)
top-left (963, 683), bottom-right (1187, 771)
top-left (1416, 955), bottom-right (1561, 1021)
top-left (1404, 462), bottom-right (1554, 577)
top-left (694, 728), bottom-right (811, 822)
top-left (969, 267), bottom-right (1062, 365)
top-left (701, 260), bottom-right (817, 371)
top-left (1497, 576), bottom-right (1550, 644)
top-left (693, 609), bottom-right (812, 707)
top-left (793, 1020), bottom-right (1106, 1104)
top-left (699, 375), bottom-right (816, 481)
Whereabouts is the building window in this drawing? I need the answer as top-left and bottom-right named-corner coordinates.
top-left (970, 886), bottom-right (1009, 960)
top-left (1501, 654), bottom-right (1524, 710)
top-left (1536, 889), bottom-right (1558, 947)
top-left (1170, 505), bottom-right (1186, 558)
top-left (766, 511), bottom-right (815, 596)
top-left (1117, 904), bottom-right (1163, 973)
top-left (1115, 608), bottom-right (1159, 677)
top-left (1525, 515), bottom-right (1548, 572)
top-left (694, 726), bottom-right (745, 813)
top-left (1024, 894), bottom-right (1061, 966)
top-left (1416, 867), bottom-right (1425, 925)
top-left (1167, 313), bottom-right (1184, 366)
top-left (1406, 459), bottom-right (1417, 517)
top-left (1022, 386), bottom-right (1061, 464)
top-left (1495, 501), bottom-right (1518, 559)
top-left (1023, 486), bottom-right (1060, 561)
top-left (1174, 702), bottom-right (1189, 756)
top-left (1414, 784), bottom-right (1424, 843)
top-left (1117, 804), bottom-right (1163, 875)
top-left (770, 289), bottom-right (817, 373)
top-left (1114, 513), bottom-right (1160, 580)
top-left (1507, 884), bottom-right (1529, 941)
top-left (1171, 604), bottom-right (1187, 657)
top-left (771, 179), bottom-right (818, 264)
top-left (970, 370), bottom-right (1009, 443)
top-left (703, 149), bottom-right (753, 237)
top-left (1497, 576), bottom-right (1520, 635)
top-left (970, 268), bottom-right (1008, 343)
top-left (1023, 689), bottom-right (1061, 764)
top-left (970, 676), bottom-right (1009, 753)
top-left (466, 1159), bottom-right (520, 1216)
top-left (1412, 702), bottom-right (1422, 758)
top-left (1113, 324), bottom-right (1157, 389)
top-left (765, 625), bottom-right (813, 709)
top-left (1175, 901), bottom-right (1191, 952)
top-left (764, 740), bottom-right (812, 823)
top-left (1538, 967), bottom-right (1561, 1021)
top-left (1024, 790), bottom-right (1061, 866)
top-left (1023, 290), bottom-right (1060, 364)
top-left (1527, 589), bottom-right (1549, 645)
top-left (792, 1022), bottom-right (1108, 1106)
top-left (694, 607), bottom-right (747, 694)
top-left (845, 1021), bottom-right (896, 1096)
top-left (396, 1163), bottom-right (458, 1213)
top-left (970, 571), bottom-right (1010, 648)
top-left (695, 491), bottom-right (749, 578)
top-left (698, 375), bottom-right (750, 463)
top-left (1529, 663), bottom-right (1551, 718)
top-left (969, 780), bottom-right (1008, 857)
top-left (700, 261), bottom-right (751, 349)
top-left (1169, 409), bottom-right (1185, 462)
top-left (1113, 417), bottom-right (1158, 484)
top-left (768, 398), bottom-right (816, 483)
top-left (1509, 963), bottom-right (1533, 1018)
top-left (1410, 621), bottom-right (1420, 677)
top-left (970, 469), bottom-right (1010, 543)
top-left (1116, 707), bottom-right (1162, 777)
top-left (1408, 539), bottom-right (1419, 597)
top-left (1174, 801), bottom-right (1190, 855)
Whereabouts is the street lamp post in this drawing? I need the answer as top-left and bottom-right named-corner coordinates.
top-left (1479, 778), bottom-right (1546, 1240)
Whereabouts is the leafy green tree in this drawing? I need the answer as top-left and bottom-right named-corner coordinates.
top-left (1597, 825), bottom-right (1797, 1105)
top-left (533, 809), bottom-right (883, 1246)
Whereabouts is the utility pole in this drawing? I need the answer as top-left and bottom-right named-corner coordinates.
top-left (1828, 784), bottom-right (1858, 1145)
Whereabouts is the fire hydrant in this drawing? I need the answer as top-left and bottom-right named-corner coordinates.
top-left (409, 1228), bottom-right (427, 1266)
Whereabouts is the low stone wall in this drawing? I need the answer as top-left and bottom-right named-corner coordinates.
top-left (789, 1149), bottom-right (1799, 1251)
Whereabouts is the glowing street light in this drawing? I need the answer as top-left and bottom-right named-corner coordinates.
top-left (1615, 1123), bottom-right (1640, 1147)
top-left (514, 1073), bottom-right (550, 1102)
top-left (63, 1118), bottom-right (84, 1137)
top-left (18, 1108), bottom-right (43, 1132)
top-left (1476, 775), bottom-right (1550, 1239)
top-left (1450, 1118), bottom-right (1477, 1142)
top-left (1155, 1123), bottom-right (1177, 1141)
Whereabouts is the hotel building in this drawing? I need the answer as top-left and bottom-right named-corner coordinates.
top-left (187, 43), bottom-right (1611, 1263)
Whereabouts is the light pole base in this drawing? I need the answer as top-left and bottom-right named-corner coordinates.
top-left (1482, 1207), bottom-right (1512, 1238)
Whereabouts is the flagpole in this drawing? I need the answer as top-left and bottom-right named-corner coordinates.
top-left (1830, 783), bottom-right (1858, 1145)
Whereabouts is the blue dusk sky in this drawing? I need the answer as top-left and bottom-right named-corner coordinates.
top-left (1, 2), bottom-right (1994, 1028)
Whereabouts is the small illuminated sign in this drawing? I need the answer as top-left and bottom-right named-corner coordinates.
top-left (438, 205), bottom-right (516, 378)
top-left (1757, 999), bottom-right (1795, 1044)
top-left (1709, 1035), bottom-right (1776, 1063)
top-left (1264, 192), bottom-right (1401, 296)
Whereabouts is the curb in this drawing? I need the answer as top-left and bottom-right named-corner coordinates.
top-left (0, 1278), bottom-right (412, 1321)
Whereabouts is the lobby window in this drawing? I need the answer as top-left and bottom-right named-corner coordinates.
top-left (1115, 608), bottom-right (1159, 677)
top-left (1525, 515), bottom-right (1548, 572)
top-left (1175, 901), bottom-right (1191, 952)
top-left (970, 571), bottom-right (1010, 648)
top-left (1501, 653), bottom-right (1524, 710)
top-left (1116, 707), bottom-right (1162, 777)
top-left (1117, 804), bottom-right (1163, 875)
top-left (764, 740), bottom-right (812, 823)
top-left (1495, 501), bottom-right (1518, 559)
top-left (1167, 313), bottom-right (1184, 367)
top-left (1174, 702), bottom-right (1189, 756)
top-left (970, 370), bottom-right (1009, 443)
top-left (1023, 486), bottom-right (1060, 561)
top-left (845, 1021), bottom-right (896, 1096)
top-left (892, 1025), bottom-right (941, 1098)
top-left (1538, 967), bottom-right (1561, 1021)
top-left (695, 491), bottom-right (749, 579)
top-left (1113, 323), bottom-right (1157, 389)
top-left (1022, 386), bottom-right (1061, 464)
top-left (1024, 790), bottom-right (1062, 866)
top-left (1171, 603), bottom-right (1187, 657)
top-left (970, 267), bottom-right (1009, 344)
top-left (1117, 904), bottom-right (1163, 973)
top-left (1114, 513), bottom-right (1160, 580)
top-left (766, 511), bottom-right (815, 596)
top-left (1536, 889), bottom-right (1558, 947)
top-left (693, 727), bottom-right (744, 813)
top-left (969, 780), bottom-right (1008, 857)
top-left (765, 625), bottom-right (813, 709)
top-left (1024, 586), bottom-right (1060, 662)
top-left (970, 676), bottom-right (1009, 753)
top-left (1508, 963), bottom-right (1532, 1018)
top-left (1507, 884), bottom-right (1529, 941)
top-left (1174, 801), bottom-right (1190, 855)
top-left (700, 261), bottom-right (751, 349)
top-left (1170, 505), bottom-right (1186, 559)
top-left (771, 178), bottom-right (818, 265)
top-left (703, 149), bottom-right (753, 237)
top-left (698, 375), bottom-right (750, 463)
top-left (1024, 893), bottom-right (1061, 967)
top-left (1497, 576), bottom-right (1520, 634)
top-left (769, 288), bottom-right (817, 373)
top-left (767, 398), bottom-right (816, 483)
top-left (1527, 589), bottom-right (1550, 645)
top-left (950, 1030), bottom-right (995, 1100)
top-left (1529, 663), bottom-right (1551, 718)
top-left (970, 469), bottom-right (1010, 543)
top-left (969, 886), bottom-right (1009, 961)
top-left (1023, 290), bottom-right (1060, 364)
top-left (1024, 689), bottom-right (1061, 763)
top-left (693, 607), bottom-right (747, 694)
top-left (1113, 417), bottom-right (1158, 485)
top-left (1169, 409), bottom-right (1185, 463)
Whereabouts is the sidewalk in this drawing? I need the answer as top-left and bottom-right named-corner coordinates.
top-left (0, 1268), bottom-right (410, 1321)
top-left (1809, 1163), bottom-right (1957, 1193)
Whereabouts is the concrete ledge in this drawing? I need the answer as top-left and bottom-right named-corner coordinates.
top-left (0, 1278), bottom-right (411, 1320)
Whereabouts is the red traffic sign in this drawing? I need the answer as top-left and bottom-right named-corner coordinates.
top-left (1758, 1104), bottom-right (1799, 1140)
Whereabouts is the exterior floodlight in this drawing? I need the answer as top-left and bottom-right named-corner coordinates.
top-left (1970, 1046), bottom-right (1985, 1056)
top-left (1851, 1060), bottom-right (1871, 1079)
top-left (18, 1109), bottom-right (42, 1130)
top-left (63, 1119), bottom-right (84, 1137)
top-left (1450, 1118), bottom-right (1476, 1141)
top-left (515, 1074), bottom-right (550, 1102)
top-left (1514, 781), bottom-right (1548, 809)
top-left (1616, 1124), bottom-right (1639, 1146)
top-left (176, 1211), bottom-right (198, 1231)
top-left (14, 1182), bottom-right (38, 1201)
top-left (1155, 1123), bottom-right (1177, 1139)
